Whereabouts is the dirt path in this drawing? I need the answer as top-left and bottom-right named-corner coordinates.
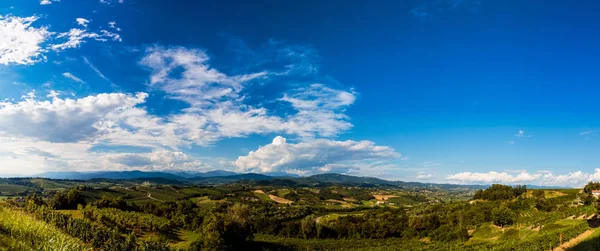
top-left (147, 193), bottom-right (164, 202)
top-left (554, 229), bottom-right (595, 251)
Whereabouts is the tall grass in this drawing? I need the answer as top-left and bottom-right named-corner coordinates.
top-left (0, 205), bottom-right (91, 251)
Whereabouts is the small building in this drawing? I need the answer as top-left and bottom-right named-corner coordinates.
top-left (592, 190), bottom-right (600, 198)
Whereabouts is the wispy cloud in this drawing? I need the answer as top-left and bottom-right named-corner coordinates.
top-left (410, 0), bottom-right (481, 21)
top-left (416, 171), bottom-right (434, 180)
top-left (0, 15), bottom-right (121, 66)
top-left (62, 72), bottom-right (86, 84)
top-left (580, 131), bottom-right (593, 136)
top-left (82, 57), bottom-right (117, 88)
top-left (422, 161), bottom-right (441, 167)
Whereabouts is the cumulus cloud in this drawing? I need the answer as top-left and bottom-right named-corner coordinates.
top-left (447, 169), bottom-right (600, 187)
top-left (447, 171), bottom-right (541, 184)
top-left (0, 134), bottom-right (213, 176)
top-left (0, 15), bottom-right (52, 65)
top-left (0, 40), bottom-right (364, 175)
top-left (0, 92), bottom-right (147, 142)
top-left (234, 136), bottom-right (400, 174)
top-left (106, 150), bottom-right (205, 170)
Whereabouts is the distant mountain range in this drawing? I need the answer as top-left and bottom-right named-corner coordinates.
top-left (31, 171), bottom-right (493, 189)
top-left (34, 170), bottom-right (297, 180)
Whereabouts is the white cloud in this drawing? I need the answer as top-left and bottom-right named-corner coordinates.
top-left (75, 18), bottom-right (89, 28)
top-left (446, 169), bottom-right (600, 187)
top-left (0, 15), bottom-right (52, 65)
top-left (40, 0), bottom-right (60, 5)
top-left (416, 171), bottom-right (434, 180)
top-left (0, 41), bottom-right (365, 175)
top-left (52, 28), bottom-right (99, 50)
top-left (51, 18), bottom-right (121, 50)
top-left (514, 129), bottom-right (531, 138)
top-left (581, 131), bottom-right (593, 136)
top-left (234, 136), bottom-right (400, 174)
top-left (0, 92), bottom-right (147, 142)
top-left (62, 72), bottom-right (86, 84)
top-left (279, 84), bottom-right (355, 138)
top-left (0, 15), bottom-right (121, 65)
top-left (106, 150), bottom-right (206, 170)
top-left (140, 46), bottom-right (265, 107)
top-left (82, 57), bottom-right (113, 85)
top-left (447, 171), bottom-right (541, 184)
top-left (138, 46), bottom-right (357, 145)
top-left (0, 134), bottom-right (214, 176)
top-left (46, 90), bottom-right (62, 99)
top-left (515, 130), bottom-right (524, 137)
top-left (99, 0), bottom-right (125, 4)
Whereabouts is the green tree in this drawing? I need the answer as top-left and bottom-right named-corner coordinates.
top-left (301, 215), bottom-right (317, 239)
top-left (200, 213), bottom-right (225, 251)
top-left (491, 206), bottom-right (515, 227)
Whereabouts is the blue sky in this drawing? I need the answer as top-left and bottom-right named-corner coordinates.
top-left (1, 0), bottom-right (600, 187)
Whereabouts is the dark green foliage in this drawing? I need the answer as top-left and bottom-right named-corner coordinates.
top-left (491, 206), bottom-right (516, 227)
top-left (24, 197), bottom-right (169, 251)
top-left (283, 191), bottom-right (301, 202)
top-left (91, 196), bottom-right (129, 210)
top-left (430, 225), bottom-right (469, 242)
top-left (50, 187), bottom-right (86, 209)
top-left (473, 184), bottom-right (527, 201)
top-left (318, 189), bottom-right (344, 201)
top-left (5, 179), bottom-right (595, 251)
top-left (532, 189), bottom-right (545, 199)
top-left (199, 213), bottom-right (225, 251)
top-left (508, 196), bottom-right (530, 211)
top-left (584, 182), bottom-right (600, 194)
top-left (535, 198), bottom-right (556, 212)
top-left (583, 193), bottom-right (597, 206)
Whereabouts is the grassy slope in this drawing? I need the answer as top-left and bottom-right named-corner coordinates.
top-left (568, 227), bottom-right (600, 251)
top-left (0, 206), bottom-right (91, 251)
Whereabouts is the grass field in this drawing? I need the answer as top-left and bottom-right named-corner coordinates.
top-left (0, 184), bottom-right (29, 194)
top-left (254, 190), bottom-right (272, 202)
top-left (171, 230), bottom-right (202, 249)
top-left (0, 206), bottom-right (91, 251)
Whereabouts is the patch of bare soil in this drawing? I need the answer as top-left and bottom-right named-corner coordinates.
top-left (373, 194), bottom-right (400, 201)
top-left (268, 194), bottom-right (293, 204)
